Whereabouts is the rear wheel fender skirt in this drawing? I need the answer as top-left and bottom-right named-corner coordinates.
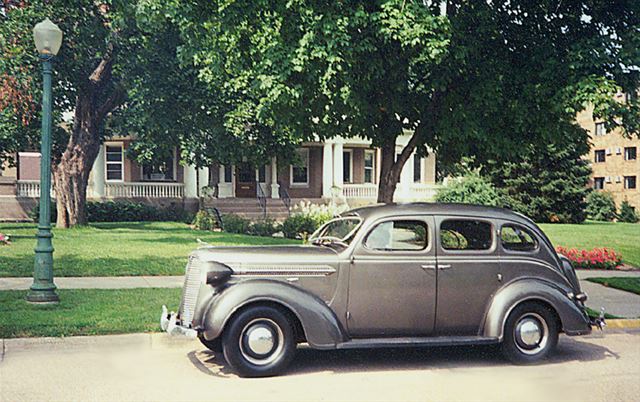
top-left (482, 279), bottom-right (590, 340)
top-left (201, 279), bottom-right (346, 348)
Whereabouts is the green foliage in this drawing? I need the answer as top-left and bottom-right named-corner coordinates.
top-left (30, 201), bottom-right (190, 223)
top-left (586, 192), bottom-right (618, 222)
top-left (139, 0), bottom-right (639, 198)
top-left (484, 141), bottom-right (592, 223)
top-left (249, 219), bottom-right (280, 237)
top-left (435, 173), bottom-right (503, 207)
top-left (281, 214), bottom-right (320, 240)
top-left (191, 210), bottom-right (221, 231)
top-left (618, 201), bottom-right (639, 223)
top-left (221, 214), bottom-right (251, 234)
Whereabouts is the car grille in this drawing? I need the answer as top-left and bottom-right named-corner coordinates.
top-left (178, 256), bottom-right (203, 328)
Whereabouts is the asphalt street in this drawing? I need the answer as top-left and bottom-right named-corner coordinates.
top-left (1, 329), bottom-right (638, 402)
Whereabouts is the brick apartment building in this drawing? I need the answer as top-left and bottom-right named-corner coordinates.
top-left (576, 93), bottom-right (640, 211)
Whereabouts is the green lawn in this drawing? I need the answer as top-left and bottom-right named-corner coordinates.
top-left (539, 221), bottom-right (640, 268)
top-left (586, 277), bottom-right (640, 296)
top-left (0, 288), bottom-right (181, 338)
top-left (0, 222), bottom-right (297, 277)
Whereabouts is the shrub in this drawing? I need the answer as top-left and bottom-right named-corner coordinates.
top-left (435, 172), bottom-right (504, 207)
top-left (556, 246), bottom-right (623, 270)
top-left (31, 201), bottom-right (190, 223)
top-left (249, 219), bottom-right (280, 237)
top-left (192, 210), bottom-right (221, 231)
top-left (281, 214), bottom-right (319, 239)
top-left (585, 191), bottom-right (617, 221)
top-left (618, 201), bottom-right (639, 223)
top-left (221, 213), bottom-right (251, 234)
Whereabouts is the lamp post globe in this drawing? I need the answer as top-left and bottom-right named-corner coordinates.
top-left (26, 18), bottom-right (63, 303)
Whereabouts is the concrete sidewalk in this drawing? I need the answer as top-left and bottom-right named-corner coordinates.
top-left (0, 275), bottom-right (184, 291)
top-left (2, 270), bottom-right (639, 317)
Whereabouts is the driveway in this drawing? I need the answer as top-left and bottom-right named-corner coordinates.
top-left (1, 330), bottom-right (638, 402)
top-left (577, 270), bottom-right (640, 318)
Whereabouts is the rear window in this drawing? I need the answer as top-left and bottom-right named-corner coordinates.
top-left (501, 224), bottom-right (538, 252)
top-left (440, 219), bottom-right (493, 251)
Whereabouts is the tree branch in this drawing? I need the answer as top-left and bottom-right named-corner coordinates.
top-left (96, 86), bottom-right (125, 122)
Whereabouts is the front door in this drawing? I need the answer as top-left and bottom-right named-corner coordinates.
top-left (434, 216), bottom-right (501, 336)
top-left (347, 216), bottom-right (436, 337)
top-left (235, 163), bottom-right (256, 198)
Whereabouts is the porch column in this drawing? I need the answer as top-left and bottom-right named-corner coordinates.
top-left (375, 148), bottom-right (382, 184)
top-left (198, 167), bottom-right (209, 194)
top-left (88, 145), bottom-right (105, 198)
top-left (332, 141), bottom-right (344, 198)
top-left (322, 142), bottom-right (333, 198)
top-left (184, 164), bottom-right (198, 198)
top-left (270, 156), bottom-right (279, 198)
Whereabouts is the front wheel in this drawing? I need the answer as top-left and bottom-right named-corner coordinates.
top-left (222, 306), bottom-right (296, 377)
top-left (501, 302), bottom-right (559, 364)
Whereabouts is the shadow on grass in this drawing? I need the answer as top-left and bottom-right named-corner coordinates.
top-left (0, 253), bottom-right (187, 277)
top-left (189, 336), bottom-right (618, 378)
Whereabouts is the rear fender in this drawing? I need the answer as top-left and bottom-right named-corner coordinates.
top-left (483, 278), bottom-right (591, 340)
top-left (200, 279), bottom-right (346, 349)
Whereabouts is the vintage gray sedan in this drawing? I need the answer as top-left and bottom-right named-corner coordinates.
top-left (161, 203), bottom-right (601, 377)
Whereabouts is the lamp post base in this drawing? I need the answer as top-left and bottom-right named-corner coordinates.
top-left (26, 284), bottom-right (59, 304)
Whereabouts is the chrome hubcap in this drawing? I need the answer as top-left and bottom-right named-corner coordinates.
top-left (514, 312), bottom-right (548, 355)
top-left (239, 318), bottom-right (284, 366)
top-left (245, 325), bottom-right (275, 355)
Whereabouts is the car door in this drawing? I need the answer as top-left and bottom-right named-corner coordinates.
top-left (434, 215), bottom-right (501, 336)
top-left (347, 216), bottom-right (436, 337)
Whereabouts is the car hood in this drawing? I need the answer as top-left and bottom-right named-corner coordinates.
top-left (191, 245), bottom-right (340, 267)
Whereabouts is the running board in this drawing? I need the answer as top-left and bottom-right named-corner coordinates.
top-left (336, 336), bottom-right (499, 350)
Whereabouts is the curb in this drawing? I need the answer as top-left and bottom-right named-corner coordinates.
top-left (605, 319), bottom-right (640, 329)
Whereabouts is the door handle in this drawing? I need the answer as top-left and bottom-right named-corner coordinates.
top-left (438, 264), bottom-right (452, 270)
top-left (420, 264), bottom-right (436, 271)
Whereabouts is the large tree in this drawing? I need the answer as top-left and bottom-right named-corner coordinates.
top-left (147, 0), bottom-right (640, 203)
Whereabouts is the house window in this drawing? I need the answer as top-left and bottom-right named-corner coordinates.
top-left (594, 177), bottom-right (605, 190)
top-left (413, 155), bottom-right (422, 183)
top-left (343, 150), bottom-right (353, 183)
top-left (291, 148), bottom-right (309, 185)
top-left (223, 165), bottom-right (233, 183)
top-left (625, 147), bottom-right (637, 161)
top-left (625, 176), bottom-right (637, 190)
top-left (594, 150), bottom-right (606, 163)
top-left (142, 151), bottom-right (175, 181)
top-left (258, 165), bottom-right (266, 183)
top-left (595, 122), bottom-right (606, 136)
top-left (364, 150), bottom-right (375, 184)
top-left (105, 144), bottom-right (124, 181)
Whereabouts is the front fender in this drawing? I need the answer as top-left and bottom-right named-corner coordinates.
top-left (483, 278), bottom-right (591, 340)
top-left (200, 279), bottom-right (347, 349)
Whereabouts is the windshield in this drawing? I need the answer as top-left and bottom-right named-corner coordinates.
top-left (310, 217), bottom-right (362, 246)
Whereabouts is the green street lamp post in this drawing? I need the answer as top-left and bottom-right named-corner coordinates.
top-left (26, 18), bottom-right (63, 303)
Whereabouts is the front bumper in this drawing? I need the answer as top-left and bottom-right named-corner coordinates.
top-left (160, 305), bottom-right (198, 338)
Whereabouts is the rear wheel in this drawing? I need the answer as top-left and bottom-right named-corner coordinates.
top-left (501, 302), bottom-right (559, 364)
top-left (222, 306), bottom-right (296, 377)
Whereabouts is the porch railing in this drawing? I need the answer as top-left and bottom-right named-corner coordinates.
top-left (105, 182), bottom-right (184, 198)
top-left (342, 183), bottom-right (378, 199)
top-left (16, 180), bottom-right (54, 197)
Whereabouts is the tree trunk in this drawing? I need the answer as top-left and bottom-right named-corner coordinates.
top-left (53, 92), bottom-right (102, 228)
top-left (377, 139), bottom-right (401, 203)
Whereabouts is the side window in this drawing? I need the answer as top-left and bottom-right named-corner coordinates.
top-left (440, 219), bottom-right (492, 251)
top-left (501, 224), bottom-right (538, 252)
top-left (365, 220), bottom-right (428, 251)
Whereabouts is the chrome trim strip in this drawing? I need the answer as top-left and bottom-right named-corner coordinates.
top-left (229, 264), bottom-right (336, 277)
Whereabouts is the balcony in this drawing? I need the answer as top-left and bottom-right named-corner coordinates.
top-left (16, 180), bottom-right (185, 199)
top-left (342, 183), bottom-right (440, 202)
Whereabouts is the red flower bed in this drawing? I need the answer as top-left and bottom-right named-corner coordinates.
top-left (556, 246), bottom-right (622, 270)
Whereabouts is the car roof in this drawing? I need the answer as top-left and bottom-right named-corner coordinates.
top-left (343, 202), bottom-right (534, 226)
